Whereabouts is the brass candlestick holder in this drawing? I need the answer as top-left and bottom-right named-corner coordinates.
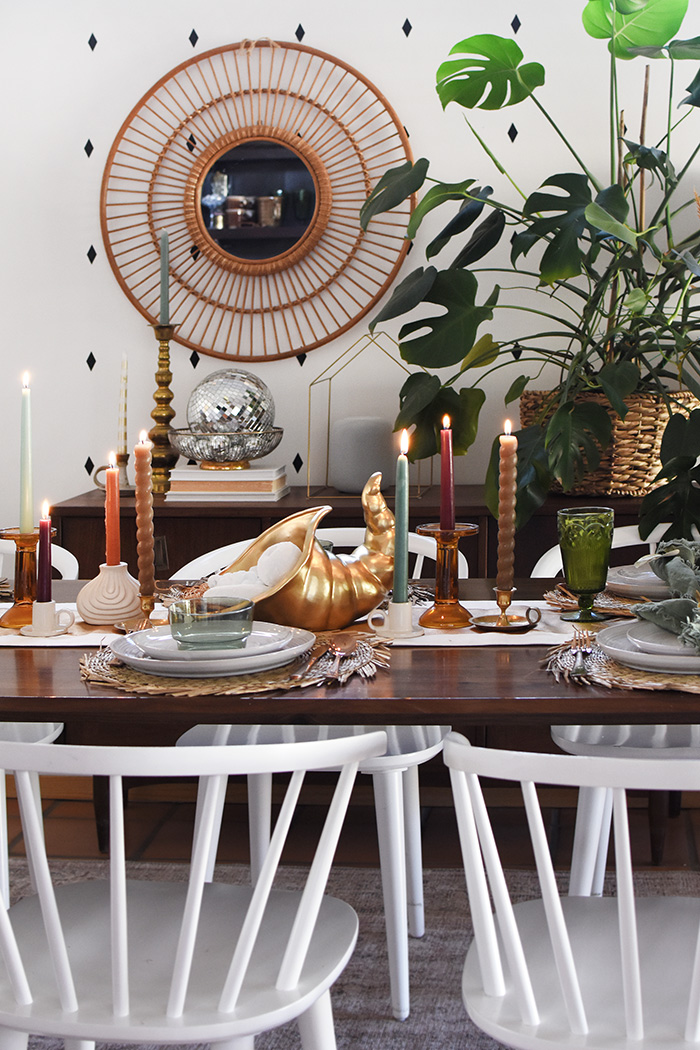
top-left (470, 587), bottom-right (542, 632)
top-left (149, 323), bottom-right (179, 497)
top-left (415, 523), bottom-right (479, 630)
top-left (0, 527), bottom-right (40, 628)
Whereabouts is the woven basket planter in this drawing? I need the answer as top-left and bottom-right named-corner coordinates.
top-left (519, 388), bottom-right (700, 497)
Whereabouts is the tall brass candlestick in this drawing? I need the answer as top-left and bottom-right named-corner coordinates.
top-left (149, 323), bottom-right (179, 496)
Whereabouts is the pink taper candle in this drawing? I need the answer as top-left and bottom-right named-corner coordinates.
top-left (104, 452), bottom-right (121, 566)
top-left (440, 415), bottom-right (455, 530)
top-left (37, 501), bottom-right (51, 603)
top-left (496, 420), bottom-right (518, 592)
top-left (134, 430), bottom-right (155, 597)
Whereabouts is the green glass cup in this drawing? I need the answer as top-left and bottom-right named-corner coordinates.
top-left (556, 507), bottom-right (614, 622)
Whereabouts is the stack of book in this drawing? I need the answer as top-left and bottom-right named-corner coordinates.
top-left (166, 465), bottom-right (289, 501)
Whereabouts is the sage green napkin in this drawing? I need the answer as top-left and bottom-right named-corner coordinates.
top-left (631, 597), bottom-right (698, 636)
top-left (649, 539), bottom-right (700, 599)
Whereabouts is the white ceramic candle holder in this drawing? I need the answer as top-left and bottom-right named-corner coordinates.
top-left (76, 562), bottom-right (141, 626)
top-left (20, 600), bottom-right (75, 638)
top-left (368, 600), bottom-right (423, 639)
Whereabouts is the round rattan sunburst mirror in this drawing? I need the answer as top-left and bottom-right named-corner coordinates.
top-left (101, 39), bottom-right (413, 361)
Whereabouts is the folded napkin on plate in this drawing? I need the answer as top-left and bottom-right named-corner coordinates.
top-left (649, 539), bottom-right (700, 598)
top-left (631, 597), bottom-right (698, 635)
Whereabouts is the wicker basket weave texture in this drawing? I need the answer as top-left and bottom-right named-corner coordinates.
top-left (519, 389), bottom-right (700, 496)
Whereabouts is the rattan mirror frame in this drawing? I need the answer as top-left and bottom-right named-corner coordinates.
top-left (100, 39), bottom-right (414, 361)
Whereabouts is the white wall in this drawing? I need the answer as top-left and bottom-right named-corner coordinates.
top-left (2, 0), bottom-right (699, 537)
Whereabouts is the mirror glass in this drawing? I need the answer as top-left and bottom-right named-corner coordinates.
top-left (200, 140), bottom-right (317, 261)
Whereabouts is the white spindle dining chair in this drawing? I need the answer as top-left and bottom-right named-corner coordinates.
top-left (171, 528), bottom-right (464, 1020)
top-left (0, 732), bottom-right (386, 1050)
top-left (0, 540), bottom-right (78, 582)
top-left (444, 732), bottom-right (700, 1050)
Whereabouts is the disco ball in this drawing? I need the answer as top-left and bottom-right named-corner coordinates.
top-left (186, 369), bottom-right (276, 432)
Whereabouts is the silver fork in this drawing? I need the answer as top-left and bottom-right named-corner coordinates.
top-left (571, 628), bottom-right (593, 676)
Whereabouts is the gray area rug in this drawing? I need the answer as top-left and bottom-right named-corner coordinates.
top-left (10, 859), bottom-right (700, 1050)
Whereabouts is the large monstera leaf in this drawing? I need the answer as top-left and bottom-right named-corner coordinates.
top-left (582, 0), bottom-right (688, 58)
top-left (397, 270), bottom-right (497, 369)
top-left (514, 173), bottom-right (594, 283)
top-left (436, 34), bottom-right (545, 111)
top-left (396, 375), bottom-right (486, 460)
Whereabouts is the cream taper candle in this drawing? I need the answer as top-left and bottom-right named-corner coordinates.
top-left (496, 420), bottom-right (518, 592)
top-left (134, 430), bottom-right (155, 597)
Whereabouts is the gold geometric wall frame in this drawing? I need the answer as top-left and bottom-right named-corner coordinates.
top-left (307, 331), bottom-right (434, 497)
top-left (101, 39), bottom-right (414, 362)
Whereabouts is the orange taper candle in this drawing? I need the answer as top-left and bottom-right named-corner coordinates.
top-left (134, 430), bottom-right (155, 597)
top-left (496, 420), bottom-right (518, 592)
top-left (104, 452), bottom-right (121, 566)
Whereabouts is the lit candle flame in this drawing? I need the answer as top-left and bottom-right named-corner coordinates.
top-left (442, 415), bottom-right (451, 430)
top-left (400, 429), bottom-right (409, 455)
top-left (139, 429), bottom-right (149, 444)
top-left (108, 450), bottom-right (117, 468)
top-left (504, 419), bottom-right (512, 436)
top-left (41, 500), bottom-right (49, 520)
top-left (22, 372), bottom-right (29, 389)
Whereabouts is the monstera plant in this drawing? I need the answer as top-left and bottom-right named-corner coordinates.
top-left (360, 0), bottom-right (700, 528)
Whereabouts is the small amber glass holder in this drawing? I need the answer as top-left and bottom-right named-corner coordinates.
top-left (415, 522), bottom-right (479, 630)
top-left (0, 527), bottom-right (50, 629)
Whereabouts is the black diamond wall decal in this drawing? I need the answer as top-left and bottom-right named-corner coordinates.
top-left (84, 456), bottom-right (95, 475)
top-left (84, 139), bottom-right (93, 158)
top-left (296, 353), bottom-right (307, 366)
top-left (292, 453), bottom-right (304, 473)
top-left (190, 351), bottom-right (200, 368)
top-left (86, 352), bottom-right (96, 371)
top-left (190, 245), bottom-right (200, 260)
top-left (187, 134), bottom-right (197, 153)
top-left (511, 15), bottom-right (521, 33)
top-left (402, 19), bottom-right (412, 36)
top-left (511, 343), bottom-right (523, 360)
top-left (508, 123), bottom-right (518, 141)
top-left (88, 33), bottom-right (97, 51)
top-left (87, 245), bottom-right (97, 264)
top-left (189, 29), bottom-right (198, 47)
top-left (295, 24), bottom-right (305, 41)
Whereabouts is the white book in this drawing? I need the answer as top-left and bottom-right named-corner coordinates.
top-left (165, 486), bottom-right (291, 502)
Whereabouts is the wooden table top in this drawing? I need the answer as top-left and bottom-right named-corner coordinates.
top-left (0, 579), bottom-right (697, 738)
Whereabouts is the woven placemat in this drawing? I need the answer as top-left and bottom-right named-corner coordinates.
top-left (544, 637), bottom-right (700, 694)
top-left (544, 585), bottom-right (646, 619)
top-left (79, 633), bottom-right (390, 698)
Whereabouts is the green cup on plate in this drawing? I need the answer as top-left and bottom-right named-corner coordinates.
top-left (557, 506), bottom-right (614, 622)
top-left (168, 596), bottom-right (254, 650)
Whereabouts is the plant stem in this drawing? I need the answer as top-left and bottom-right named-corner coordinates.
top-left (528, 95), bottom-right (603, 193)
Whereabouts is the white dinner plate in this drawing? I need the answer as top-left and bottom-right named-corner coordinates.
top-left (597, 621), bottom-right (700, 674)
top-left (109, 627), bottom-right (315, 678)
top-left (626, 620), bottom-right (698, 658)
top-left (606, 564), bottom-right (672, 600)
top-left (133, 622), bottom-right (293, 661)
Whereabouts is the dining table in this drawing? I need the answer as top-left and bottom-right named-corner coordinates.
top-left (0, 578), bottom-right (698, 751)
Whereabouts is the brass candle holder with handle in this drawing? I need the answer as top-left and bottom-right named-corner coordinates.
top-left (415, 523), bottom-right (478, 629)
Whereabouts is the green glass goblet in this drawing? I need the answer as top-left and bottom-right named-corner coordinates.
top-left (556, 507), bottom-right (614, 622)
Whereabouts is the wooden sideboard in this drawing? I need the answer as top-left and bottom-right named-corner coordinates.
top-left (50, 485), bottom-right (645, 580)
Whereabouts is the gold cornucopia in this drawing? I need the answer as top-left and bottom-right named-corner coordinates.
top-left (220, 472), bottom-right (395, 630)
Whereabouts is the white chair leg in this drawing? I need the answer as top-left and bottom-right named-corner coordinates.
top-left (248, 772), bottom-right (272, 886)
top-left (402, 765), bottom-right (425, 939)
top-left (0, 772), bottom-right (8, 908)
top-left (372, 768), bottom-right (410, 1021)
top-left (591, 787), bottom-right (613, 896)
top-left (192, 774), bottom-right (226, 883)
top-left (0, 1030), bottom-right (28, 1050)
top-left (297, 989), bottom-right (337, 1050)
top-left (569, 785), bottom-right (610, 896)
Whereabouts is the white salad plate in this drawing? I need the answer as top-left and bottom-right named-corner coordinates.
top-left (133, 622), bottom-right (293, 661)
top-left (606, 564), bottom-right (671, 600)
top-left (109, 627), bottom-right (315, 678)
top-left (626, 620), bottom-right (698, 658)
top-left (597, 621), bottom-right (700, 675)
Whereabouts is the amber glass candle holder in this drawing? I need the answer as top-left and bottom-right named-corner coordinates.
top-left (415, 522), bottom-right (479, 630)
top-left (0, 527), bottom-right (43, 629)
